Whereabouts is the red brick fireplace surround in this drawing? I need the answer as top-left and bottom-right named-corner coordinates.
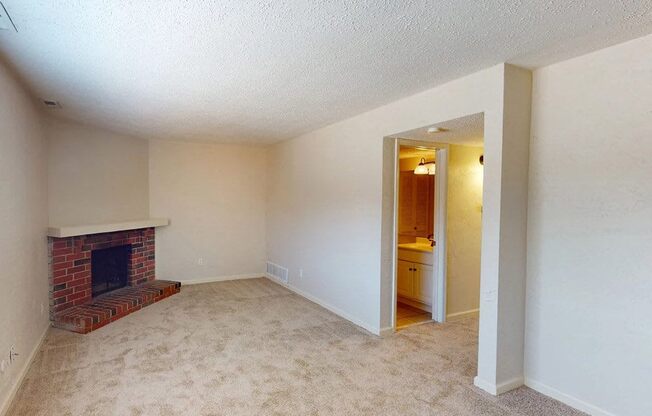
top-left (48, 227), bottom-right (180, 333)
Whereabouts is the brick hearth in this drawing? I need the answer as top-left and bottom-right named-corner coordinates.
top-left (47, 227), bottom-right (180, 333)
top-left (53, 280), bottom-right (181, 334)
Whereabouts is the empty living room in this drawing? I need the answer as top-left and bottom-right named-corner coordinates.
top-left (1, 1), bottom-right (650, 415)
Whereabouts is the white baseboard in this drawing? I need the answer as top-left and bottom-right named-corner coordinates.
top-left (265, 274), bottom-right (380, 336)
top-left (379, 327), bottom-right (395, 337)
top-left (447, 308), bottom-right (479, 321)
top-left (525, 378), bottom-right (616, 416)
top-left (0, 325), bottom-right (49, 416)
top-left (474, 376), bottom-right (524, 395)
top-left (179, 273), bottom-right (263, 285)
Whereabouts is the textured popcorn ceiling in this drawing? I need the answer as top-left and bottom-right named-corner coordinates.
top-left (0, 1), bottom-right (651, 144)
top-left (395, 112), bottom-right (484, 147)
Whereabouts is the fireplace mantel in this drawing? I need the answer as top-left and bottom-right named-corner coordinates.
top-left (47, 218), bottom-right (169, 238)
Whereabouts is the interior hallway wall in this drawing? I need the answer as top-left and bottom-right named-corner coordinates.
top-left (266, 63), bottom-right (531, 400)
top-left (446, 145), bottom-right (483, 319)
top-left (526, 34), bottom-right (652, 416)
top-left (0, 60), bottom-right (49, 414)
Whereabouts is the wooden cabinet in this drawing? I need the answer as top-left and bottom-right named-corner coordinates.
top-left (397, 255), bottom-right (433, 307)
top-left (397, 260), bottom-right (414, 298)
top-left (398, 172), bottom-right (434, 237)
top-left (414, 264), bottom-right (433, 306)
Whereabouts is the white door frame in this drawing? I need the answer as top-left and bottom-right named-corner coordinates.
top-left (391, 139), bottom-right (448, 330)
top-left (433, 148), bottom-right (448, 323)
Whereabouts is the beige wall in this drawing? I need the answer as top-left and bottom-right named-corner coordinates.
top-left (46, 118), bottom-right (149, 226)
top-left (149, 140), bottom-right (267, 282)
top-left (446, 145), bottom-right (483, 318)
top-left (267, 64), bottom-right (532, 398)
top-left (526, 34), bottom-right (652, 416)
top-left (46, 119), bottom-right (268, 283)
top-left (0, 62), bottom-right (49, 413)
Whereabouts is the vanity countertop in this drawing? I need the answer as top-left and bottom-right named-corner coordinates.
top-left (398, 242), bottom-right (434, 253)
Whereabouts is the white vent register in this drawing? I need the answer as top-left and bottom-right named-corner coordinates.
top-left (266, 261), bottom-right (289, 283)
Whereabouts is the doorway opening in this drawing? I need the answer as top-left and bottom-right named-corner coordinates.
top-left (396, 145), bottom-right (437, 329)
top-left (390, 113), bottom-right (484, 332)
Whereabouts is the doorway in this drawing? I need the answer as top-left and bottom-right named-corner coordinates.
top-left (389, 113), bottom-right (484, 333)
top-left (395, 144), bottom-right (438, 329)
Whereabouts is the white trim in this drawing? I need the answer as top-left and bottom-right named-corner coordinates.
top-left (433, 147), bottom-right (448, 323)
top-left (525, 378), bottom-right (616, 416)
top-left (390, 138), bottom-right (400, 332)
top-left (474, 376), bottom-right (524, 395)
top-left (379, 327), bottom-right (394, 337)
top-left (180, 273), bottom-right (263, 285)
top-left (265, 274), bottom-right (380, 336)
top-left (0, 325), bottom-right (49, 416)
top-left (446, 308), bottom-right (479, 321)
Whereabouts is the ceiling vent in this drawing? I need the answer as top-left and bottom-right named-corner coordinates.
top-left (0, 1), bottom-right (17, 32)
top-left (42, 99), bottom-right (62, 109)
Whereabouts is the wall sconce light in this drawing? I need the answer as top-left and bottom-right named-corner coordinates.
top-left (414, 158), bottom-right (429, 175)
top-left (414, 158), bottom-right (436, 175)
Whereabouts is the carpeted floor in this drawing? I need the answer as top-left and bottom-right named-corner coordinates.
top-left (8, 278), bottom-right (585, 416)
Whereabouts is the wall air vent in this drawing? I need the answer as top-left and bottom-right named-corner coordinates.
top-left (266, 261), bottom-right (289, 284)
top-left (42, 99), bottom-right (62, 109)
top-left (0, 1), bottom-right (17, 32)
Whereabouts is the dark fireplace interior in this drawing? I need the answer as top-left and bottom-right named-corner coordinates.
top-left (91, 245), bottom-right (131, 297)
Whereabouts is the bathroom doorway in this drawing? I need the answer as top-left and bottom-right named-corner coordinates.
top-left (389, 113), bottom-right (484, 332)
top-left (395, 145), bottom-right (438, 329)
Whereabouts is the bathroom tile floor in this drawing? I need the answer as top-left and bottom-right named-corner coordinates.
top-left (396, 301), bottom-right (432, 329)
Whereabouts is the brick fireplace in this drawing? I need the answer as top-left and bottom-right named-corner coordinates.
top-left (47, 225), bottom-right (180, 333)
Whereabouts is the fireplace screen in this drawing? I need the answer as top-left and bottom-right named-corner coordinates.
top-left (91, 245), bottom-right (131, 297)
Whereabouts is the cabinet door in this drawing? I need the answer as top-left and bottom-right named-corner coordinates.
top-left (414, 264), bottom-right (433, 306)
top-left (397, 260), bottom-right (414, 298)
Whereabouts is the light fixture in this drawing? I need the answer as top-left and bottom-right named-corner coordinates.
top-left (426, 162), bottom-right (436, 175)
top-left (414, 158), bottom-right (429, 175)
top-left (414, 158), bottom-right (436, 175)
top-left (427, 126), bottom-right (449, 134)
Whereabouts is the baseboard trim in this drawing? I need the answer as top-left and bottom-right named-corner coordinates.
top-left (180, 273), bottom-right (263, 285)
top-left (265, 274), bottom-right (380, 336)
top-left (525, 378), bottom-right (616, 416)
top-left (474, 376), bottom-right (524, 395)
top-left (397, 296), bottom-right (432, 313)
top-left (0, 324), bottom-right (49, 416)
top-left (447, 308), bottom-right (479, 321)
top-left (379, 326), bottom-right (395, 337)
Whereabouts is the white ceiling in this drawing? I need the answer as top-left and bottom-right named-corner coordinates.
top-left (1, 1), bottom-right (651, 144)
top-left (395, 112), bottom-right (484, 147)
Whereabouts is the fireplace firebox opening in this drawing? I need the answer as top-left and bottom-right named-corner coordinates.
top-left (91, 244), bottom-right (131, 297)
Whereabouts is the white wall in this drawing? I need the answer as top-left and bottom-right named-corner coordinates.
top-left (446, 145), bottom-right (483, 318)
top-left (47, 118), bottom-right (149, 226)
top-left (149, 140), bottom-right (267, 282)
top-left (0, 61), bottom-right (49, 414)
top-left (526, 34), bottom-right (652, 416)
top-left (267, 64), bottom-right (532, 396)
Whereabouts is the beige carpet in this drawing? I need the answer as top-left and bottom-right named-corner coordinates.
top-left (8, 278), bottom-right (584, 416)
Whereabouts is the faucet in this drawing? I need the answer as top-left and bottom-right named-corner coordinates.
top-left (427, 234), bottom-right (436, 247)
